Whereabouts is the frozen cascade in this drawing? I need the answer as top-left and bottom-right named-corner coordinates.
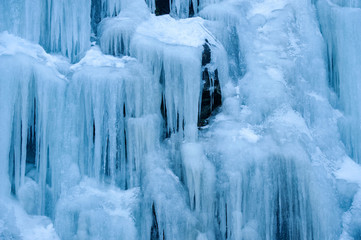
top-left (0, 33), bottom-right (67, 217)
top-left (0, 0), bottom-right (91, 62)
top-left (316, 0), bottom-right (361, 238)
top-left (68, 46), bottom-right (161, 188)
top-left (199, 0), bottom-right (351, 239)
top-left (316, 0), bottom-right (361, 163)
top-left (1, 0), bottom-right (361, 239)
top-left (98, 0), bottom-right (150, 56)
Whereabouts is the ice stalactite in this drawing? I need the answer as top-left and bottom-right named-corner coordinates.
top-left (68, 46), bottom-right (161, 189)
top-left (0, 0), bottom-right (43, 44)
top-left (316, 0), bottom-right (361, 238)
top-left (181, 143), bottom-right (215, 237)
top-left (316, 0), bottom-right (361, 163)
top-left (0, 0), bottom-right (91, 62)
top-left (0, 32), bottom-right (67, 217)
top-left (98, 0), bottom-right (150, 56)
top-left (141, 153), bottom-right (198, 240)
top-left (43, 0), bottom-right (91, 62)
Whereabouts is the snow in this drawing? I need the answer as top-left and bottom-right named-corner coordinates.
top-left (136, 15), bottom-right (216, 48)
top-left (71, 46), bottom-right (129, 69)
top-left (0, 196), bottom-right (59, 240)
top-left (336, 157), bottom-right (361, 186)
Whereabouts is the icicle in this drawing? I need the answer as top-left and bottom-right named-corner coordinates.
top-left (141, 153), bottom-right (198, 240)
top-left (45, 0), bottom-right (91, 62)
top-left (317, 0), bottom-right (361, 163)
top-left (70, 46), bottom-right (161, 188)
top-left (0, 33), bottom-right (67, 216)
top-left (0, 0), bottom-right (91, 62)
top-left (98, 1), bottom-right (150, 57)
top-left (181, 143), bottom-right (215, 236)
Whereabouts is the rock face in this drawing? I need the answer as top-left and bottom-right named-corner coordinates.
top-left (155, 0), bottom-right (170, 15)
top-left (199, 41), bottom-right (222, 127)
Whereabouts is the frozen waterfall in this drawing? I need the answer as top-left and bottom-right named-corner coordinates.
top-left (1, 0), bottom-right (361, 239)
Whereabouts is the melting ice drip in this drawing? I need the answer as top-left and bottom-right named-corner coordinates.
top-left (1, 0), bottom-right (361, 239)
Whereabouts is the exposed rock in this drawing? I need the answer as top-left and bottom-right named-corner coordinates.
top-left (199, 42), bottom-right (222, 127)
top-left (155, 0), bottom-right (170, 16)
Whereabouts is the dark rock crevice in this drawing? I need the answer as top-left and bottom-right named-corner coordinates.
top-left (199, 41), bottom-right (222, 127)
top-left (155, 0), bottom-right (170, 16)
top-left (150, 203), bottom-right (160, 240)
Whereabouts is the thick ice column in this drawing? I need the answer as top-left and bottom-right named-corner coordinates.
top-left (169, 0), bottom-right (198, 18)
top-left (69, 46), bottom-right (161, 189)
top-left (98, 0), bottom-right (150, 56)
top-left (141, 153), bottom-right (198, 240)
top-left (199, 2), bottom-right (248, 80)
top-left (317, 0), bottom-right (361, 163)
top-left (44, 0), bottom-right (91, 62)
top-left (98, 0), bottom-right (147, 19)
top-left (0, 33), bottom-right (67, 215)
top-left (0, 0), bottom-right (42, 43)
top-left (0, 0), bottom-right (91, 62)
top-left (181, 143), bottom-right (215, 236)
top-left (130, 15), bottom-right (225, 141)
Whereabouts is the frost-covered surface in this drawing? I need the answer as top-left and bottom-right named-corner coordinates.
top-left (1, 0), bottom-right (361, 239)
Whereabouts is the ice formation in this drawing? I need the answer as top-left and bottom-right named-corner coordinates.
top-left (1, 0), bottom-right (361, 239)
